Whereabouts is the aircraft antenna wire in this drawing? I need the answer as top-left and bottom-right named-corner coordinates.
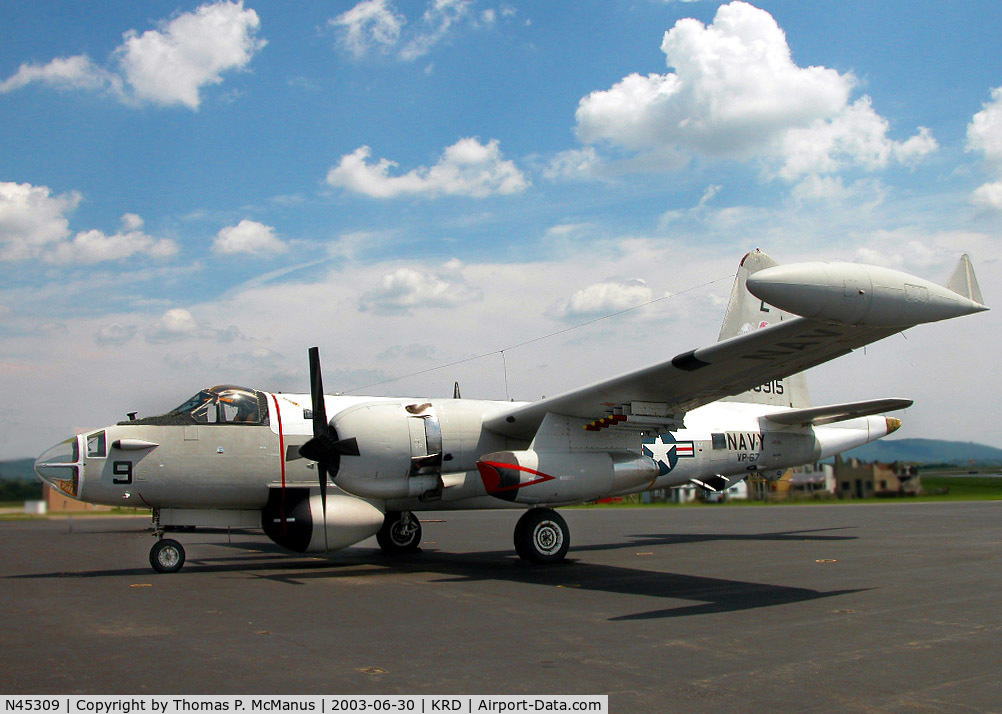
top-left (343, 273), bottom-right (732, 395)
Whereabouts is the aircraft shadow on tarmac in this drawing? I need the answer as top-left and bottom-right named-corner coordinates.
top-left (225, 529), bottom-right (865, 621)
top-left (8, 526), bottom-right (862, 621)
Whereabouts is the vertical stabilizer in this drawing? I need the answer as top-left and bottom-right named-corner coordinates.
top-left (719, 250), bottom-right (811, 408)
top-left (945, 254), bottom-right (985, 305)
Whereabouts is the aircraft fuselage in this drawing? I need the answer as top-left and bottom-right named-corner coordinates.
top-left (38, 390), bottom-right (893, 518)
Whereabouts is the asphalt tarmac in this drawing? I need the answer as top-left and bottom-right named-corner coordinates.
top-left (2, 501), bottom-right (1001, 712)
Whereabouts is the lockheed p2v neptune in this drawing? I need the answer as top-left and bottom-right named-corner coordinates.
top-left (34, 250), bottom-right (988, 572)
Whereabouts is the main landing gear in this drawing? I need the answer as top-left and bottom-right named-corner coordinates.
top-left (514, 508), bottom-right (569, 564)
top-left (149, 508), bottom-right (186, 573)
top-left (377, 511), bottom-right (422, 554)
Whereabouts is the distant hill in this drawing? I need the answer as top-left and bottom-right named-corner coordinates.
top-left (0, 459), bottom-right (38, 481)
top-left (843, 438), bottom-right (1002, 466)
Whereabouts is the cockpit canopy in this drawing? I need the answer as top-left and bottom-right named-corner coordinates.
top-left (120, 385), bottom-right (269, 426)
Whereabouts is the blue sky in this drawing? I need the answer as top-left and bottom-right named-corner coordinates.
top-left (1, 0), bottom-right (1000, 458)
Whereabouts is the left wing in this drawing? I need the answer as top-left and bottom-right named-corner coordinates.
top-left (484, 317), bottom-right (897, 440)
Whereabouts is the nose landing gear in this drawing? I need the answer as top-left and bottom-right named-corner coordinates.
top-left (149, 508), bottom-right (186, 573)
top-left (150, 538), bottom-right (185, 573)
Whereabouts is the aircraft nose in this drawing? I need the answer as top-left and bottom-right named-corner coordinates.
top-left (34, 437), bottom-right (82, 499)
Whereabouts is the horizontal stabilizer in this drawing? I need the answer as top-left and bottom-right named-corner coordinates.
top-left (763, 398), bottom-right (913, 427)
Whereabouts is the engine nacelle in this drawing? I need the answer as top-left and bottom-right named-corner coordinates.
top-left (330, 401), bottom-right (438, 500)
top-left (747, 262), bottom-right (987, 327)
top-left (476, 450), bottom-right (659, 506)
top-left (327, 399), bottom-right (504, 501)
top-left (261, 488), bottom-right (384, 553)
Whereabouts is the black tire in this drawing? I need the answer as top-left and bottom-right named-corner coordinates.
top-left (150, 538), bottom-right (185, 573)
top-left (377, 512), bottom-right (422, 553)
top-left (514, 508), bottom-right (569, 564)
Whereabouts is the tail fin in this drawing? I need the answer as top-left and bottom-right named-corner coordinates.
top-left (945, 253), bottom-right (985, 305)
top-left (718, 249), bottom-right (811, 408)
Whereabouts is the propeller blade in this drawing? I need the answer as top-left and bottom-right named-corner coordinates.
top-left (308, 346), bottom-right (330, 552)
top-left (334, 437), bottom-right (359, 457)
top-left (303, 347), bottom-right (361, 552)
top-left (308, 346), bottom-right (327, 439)
top-left (318, 461), bottom-right (329, 553)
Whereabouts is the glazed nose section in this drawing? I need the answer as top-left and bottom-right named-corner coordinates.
top-left (34, 436), bottom-right (82, 499)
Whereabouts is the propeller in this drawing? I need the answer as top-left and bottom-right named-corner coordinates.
top-left (298, 346), bottom-right (360, 551)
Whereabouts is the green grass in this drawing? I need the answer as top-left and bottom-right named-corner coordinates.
top-left (0, 507), bottom-right (150, 521)
top-left (918, 476), bottom-right (1002, 500)
top-left (575, 476), bottom-right (1002, 508)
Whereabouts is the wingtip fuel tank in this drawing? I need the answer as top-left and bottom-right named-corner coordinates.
top-left (746, 257), bottom-right (988, 328)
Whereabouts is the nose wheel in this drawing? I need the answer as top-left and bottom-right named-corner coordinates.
top-left (150, 538), bottom-right (186, 573)
top-left (149, 508), bottom-right (186, 573)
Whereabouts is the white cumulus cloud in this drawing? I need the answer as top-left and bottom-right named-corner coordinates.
top-left (0, 1), bottom-right (265, 110)
top-left (971, 181), bottom-right (1002, 211)
top-left (359, 260), bottom-right (483, 314)
top-left (551, 278), bottom-right (654, 321)
top-left (0, 187), bottom-right (177, 264)
top-left (117, 0), bottom-right (265, 109)
top-left (326, 138), bottom-right (528, 199)
top-left (47, 214), bottom-right (178, 264)
top-left (330, 0), bottom-right (405, 58)
top-left (966, 86), bottom-right (1002, 210)
top-left (213, 219), bottom-right (287, 256)
top-left (572, 1), bottom-right (935, 180)
top-left (47, 228), bottom-right (178, 265)
top-left (0, 55), bottom-right (117, 94)
top-left (967, 86), bottom-right (1002, 162)
top-left (146, 308), bottom-right (201, 343)
top-left (0, 181), bottom-right (79, 260)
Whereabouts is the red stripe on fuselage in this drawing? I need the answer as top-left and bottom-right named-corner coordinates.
top-left (270, 393), bottom-right (287, 534)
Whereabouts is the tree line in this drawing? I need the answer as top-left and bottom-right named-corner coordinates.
top-left (0, 477), bottom-right (43, 502)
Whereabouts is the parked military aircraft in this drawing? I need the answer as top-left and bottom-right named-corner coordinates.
top-left (34, 250), bottom-right (988, 572)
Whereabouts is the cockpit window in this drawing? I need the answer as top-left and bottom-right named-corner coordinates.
top-left (86, 431), bottom-right (106, 458)
top-left (122, 385), bottom-right (269, 427)
top-left (176, 386), bottom-right (263, 424)
top-left (172, 390), bottom-right (215, 416)
top-left (217, 388), bottom-right (261, 423)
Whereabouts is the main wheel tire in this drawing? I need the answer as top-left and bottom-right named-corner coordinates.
top-left (150, 538), bottom-right (186, 573)
top-left (514, 508), bottom-right (569, 564)
top-left (377, 512), bottom-right (422, 553)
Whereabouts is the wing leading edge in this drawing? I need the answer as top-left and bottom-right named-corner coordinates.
top-left (483, 252), bottom-right (987, 441)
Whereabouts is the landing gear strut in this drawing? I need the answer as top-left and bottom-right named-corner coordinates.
top-left (149, 508), bottom-right (186, 573)
top-left (514, 508), bottom-right (569, 564)
top-left (377, 511), bottom-right (422, 553)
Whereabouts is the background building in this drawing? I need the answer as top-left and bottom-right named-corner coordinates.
top-left (834, 456), bottom-right (920, 498)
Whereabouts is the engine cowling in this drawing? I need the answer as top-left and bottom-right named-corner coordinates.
top-left (262, 488), bottom-right (384, 553)
top-left (476, 450), bottom-right (659, 506)
top-left (327, 401), bottom-right (441, 500)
